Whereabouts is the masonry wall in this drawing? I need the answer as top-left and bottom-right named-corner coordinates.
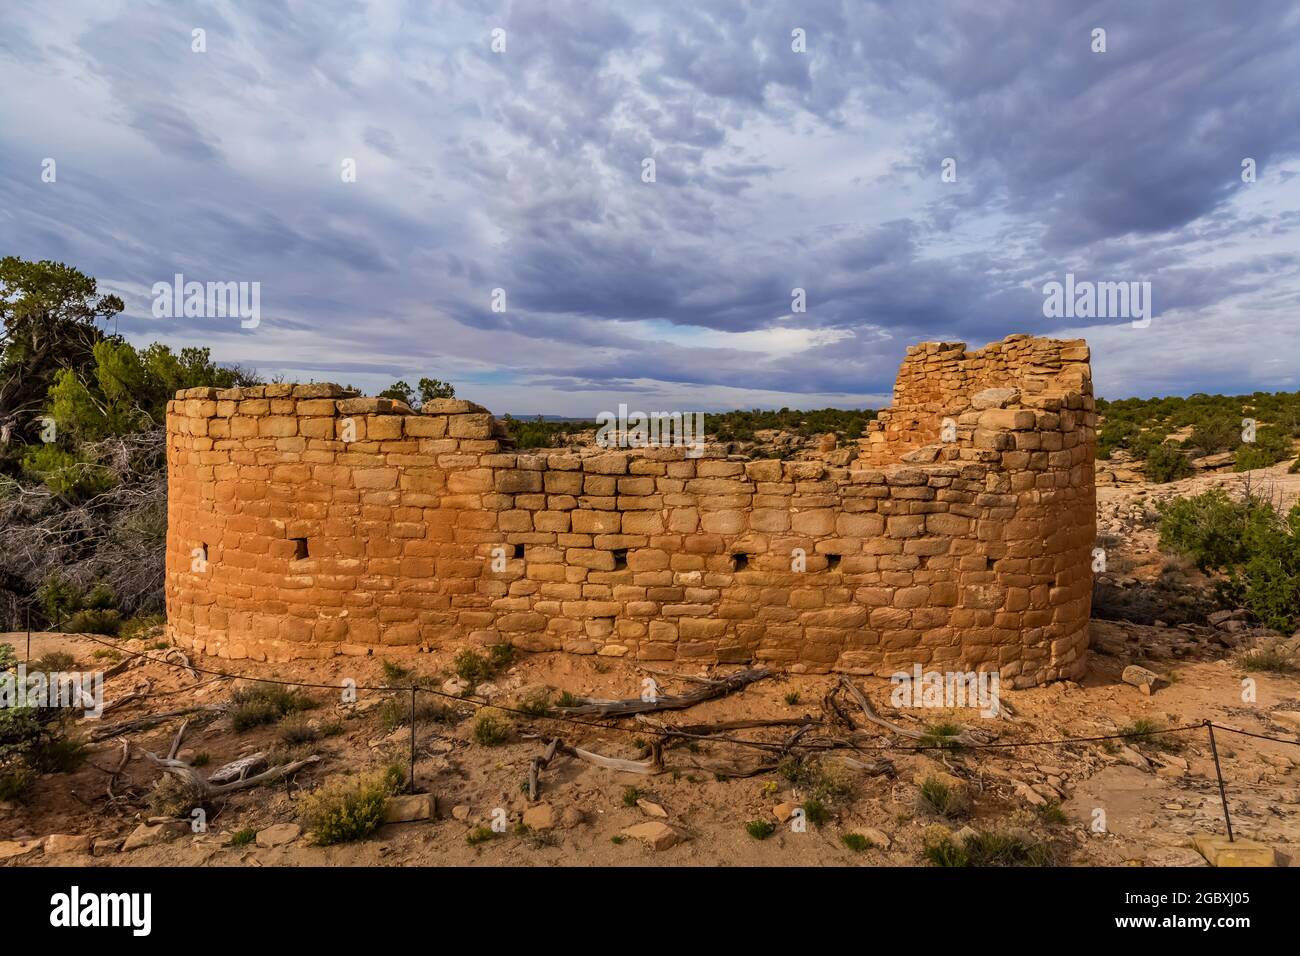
top-left (164, 334), bottom-right (1096, 687)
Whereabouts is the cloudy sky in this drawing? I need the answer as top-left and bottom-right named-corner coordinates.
top-left (2, 1), bottom-right (1299, 415)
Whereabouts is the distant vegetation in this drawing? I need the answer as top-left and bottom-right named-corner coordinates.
top-left (498, 407), bottom-right (879, 450)
top-left (706, 408), bottom-right (877, 443)
top-left (1096, 393), bottom-right (1300, 480)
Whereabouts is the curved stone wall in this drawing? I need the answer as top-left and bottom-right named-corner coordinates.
top-left (165, 334), bottom-right (1095, 687)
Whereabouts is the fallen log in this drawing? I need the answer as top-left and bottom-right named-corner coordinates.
top-left (143, 751), bottom-right (320, 798)
top-left (89, 706), bottom-right (222, 741)
top-left (554, 667), bottom-right (772, 717)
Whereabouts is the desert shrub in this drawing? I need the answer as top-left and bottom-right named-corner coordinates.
top-left (1233, 426), bottom-right (1293, 472)
top-left (919, 721), bottom-right (963, 750)
top-left (1037, 801), bottom-right (1068, 825)
top-left (119, 613), bottom-right (165, 642)
top-left (0, 643), bottom-right (15, 671)
top-left (379, 694), bottom-right (451, 732)
top-left (471, 708), bottom-right (512, 746)
top-left (841, 833), bottom-right (872, 852)
top-left (802, 797), bottom-right (831, 827)
top-left (466, 825), bottom-right (497, 846)
top-left (515, 689), bottom-right (553, 717)
top-left (1144, 443), bottom-right (1193, 483)
top-left (918, 776), bottom-right (970, 819)
top-left (622, 785), bottom-right (641, 807)
top-left (147, 772), bottom-right (207, 817)
top-left (1237, 648), bottom-right (1295, 673)
top-left (1158, 489), bottom-right (1300, 632)
top-left (279, 715), bottom-right (320, 745)
top-left (229, 827), bottom-right (256, 847)
top-left (1117, 718), bottom-right (1185, 754)
top-left (229, 683), bottom-right (316, 732)
top-left (64, 608), bottom-right (121, 636)
top-left (452, 642), bottom-right (512, 686)
top-left (777, 755), bottom-right (854, 802)
top-left (31, 651), bottom-right (75, 672)
top-left (924, 830), bottom-right (1055, 867)
top-left (745, 820), bottom-right (776, 840)
top-left (1185, 417), bottom-right (1241, 455)
top-left (299, 768), bottom-right (403, 846)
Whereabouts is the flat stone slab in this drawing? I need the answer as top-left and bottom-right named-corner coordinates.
top-left (121, 821), bottom-right (188, 852)
top-left (1192, 834), bottom-right (1277, 867)
top-left (44, 834), bottom-right (93, 855)
top-left (621, 821), bottom-right (684, 851)
top-left (383, 793), bottom-right (434, 824)
top-left (255, 823), bottom-right (301, 848)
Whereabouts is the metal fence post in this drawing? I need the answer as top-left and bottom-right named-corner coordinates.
top-left (1205, 720), bottom-right (1234, 842)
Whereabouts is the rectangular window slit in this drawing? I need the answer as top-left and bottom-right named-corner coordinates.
top-left (291, 537), bottom-right (309, 560)
top-left (611, 548), bottom-right (628, 571)
top-left (827, 553), bottom-right (841, 571)
top-left (732, 553), bottom-right (749, 571)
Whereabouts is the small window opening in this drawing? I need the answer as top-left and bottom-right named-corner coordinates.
top-left (731, 553), bottom-right (749, 571)
top-left (827, 553), bottom-right (842, 571)
top-left (611, 548), bottom-right (628, 571)
top-left (291, 537), bottom-right (309, 560)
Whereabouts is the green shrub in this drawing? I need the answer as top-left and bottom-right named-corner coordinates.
top-left (919, 722), bottom-right (962, 750)
top-left (802, 797), bottom-right (831, 827)
top-left (466, 825), bottom-right (497, 846)
top-left (229, 827), bottom-right (256, 847)
top-left (451, 644), bottom-right (515, 684)
top-left (746, 820), bottom-right (776, 840)
top-left (1237, 649), bottom-right (1295, 673)
top-left (65, 608), bottom-right (121, 636)
top-left (516, 689), bottom-right (553, 717)
top-left (918, 776), bottom-right (970, 819)
top-left (20, 443), bottom-right (116, 499)
top-left (1118, 718), bottom-right (1185, 754)
top-left (841, 833), bottom-right (872, 852)
top-left (1233, 426), bottom-right (1292, 472)
top-left (471, 708), bottom-right (512, 746)
top-left (1144, 443), bottom-right (1193, 483)
top-left (379, 694), bottom-right (451, 732)
top-left (0, 644), bottom-right (15, 672)
top-left (230, 684), bottom-right (316, 732)
top-left (1158, 489), bottom-right (1300, 632)
top-left (300, 770), bottom-right (400, 846)
top-left (924, 830), bottom-right (1055, 867)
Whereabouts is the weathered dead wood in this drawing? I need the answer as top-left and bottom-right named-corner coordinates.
top-left (100, 678), bottom-right (153, 715)
top-left (166, 719), bottom-right (189, 759)
top-left (527, 737), bottom-right (561, 802)
top-left (144, 751), bottom-right (320, 798)
top-left (636, 666), bottom-right (726, 687)
top-left (838, 676), bottom-right (996, 748)
top-left (634, 713), bottom-right (818, 736)
top-left (554, 667), bottom-right (772, 717)
top-left (162, 648), bottom-right (197, 679)
top-left (89, 705), bottom-right (222, 741)
top-left (554, 740), bottom-right (660, 774)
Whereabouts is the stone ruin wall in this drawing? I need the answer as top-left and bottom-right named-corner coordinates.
top-left (164, 334), bottom-right (1096, 688)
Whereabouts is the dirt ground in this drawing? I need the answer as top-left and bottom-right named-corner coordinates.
top-left (3, 463), bottom-right (1299, 867)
